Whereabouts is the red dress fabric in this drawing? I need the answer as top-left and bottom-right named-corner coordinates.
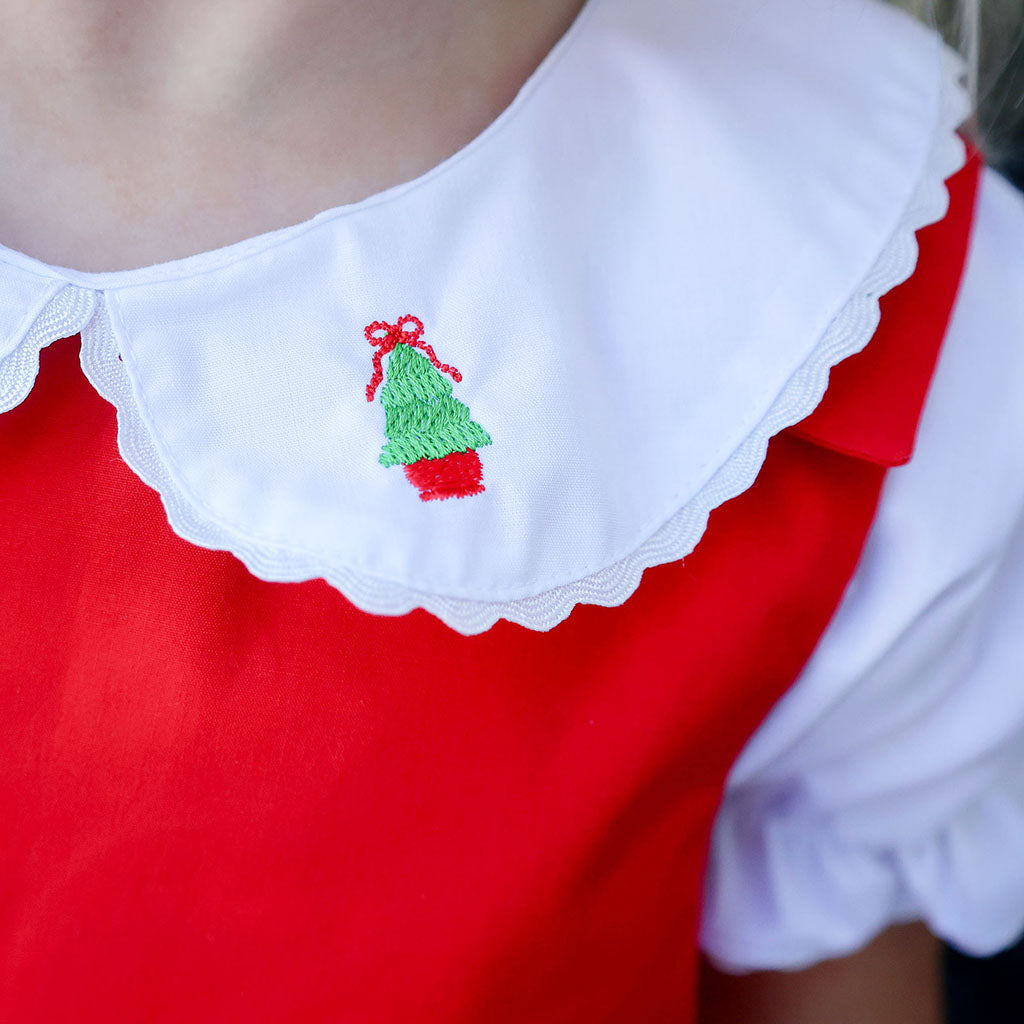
top-left (0, 154), bottom-right (980, 1022)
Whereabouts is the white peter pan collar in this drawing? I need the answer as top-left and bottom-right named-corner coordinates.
top-left (0, 0), bottom-right (969, 634)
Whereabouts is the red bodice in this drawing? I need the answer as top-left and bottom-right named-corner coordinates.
top-left (0, 156), bottom-right (979, 1022)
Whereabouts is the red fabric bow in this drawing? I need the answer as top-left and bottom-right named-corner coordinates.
top-left (364, 315), bottom-right (463, 402)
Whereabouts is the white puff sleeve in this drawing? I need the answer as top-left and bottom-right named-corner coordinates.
top-left (700, 167), bottom-right (1024, 972)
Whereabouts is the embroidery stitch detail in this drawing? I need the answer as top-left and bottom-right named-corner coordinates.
top-left (365, 316), bottom-right (491, 502)
top-left (365, 315), bottom-right (461, 402)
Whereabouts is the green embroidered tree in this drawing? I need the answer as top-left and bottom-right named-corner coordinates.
top-left (365, 315), bottom-right (492, 502)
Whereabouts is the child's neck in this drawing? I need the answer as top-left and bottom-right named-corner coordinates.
top-left (0, 0), bottom-right (585, 271)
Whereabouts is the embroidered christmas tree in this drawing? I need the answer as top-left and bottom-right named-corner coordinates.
top-left (365, 315), bottom-right (492, 502)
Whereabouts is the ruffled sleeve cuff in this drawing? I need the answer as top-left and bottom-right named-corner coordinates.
top-left (701, 772), bottom-right (1024, 972)
top-left (700, 167), bottom-right (1024, 973)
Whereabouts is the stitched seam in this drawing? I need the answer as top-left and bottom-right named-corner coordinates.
top-left (0, 285), bottom-right (95, 413)
top-left (69, 43), bottom-right (969, 627)
top-left (0, 278), bottom-right (68, 362)
top-left (90, 97), bottom-right (964, 604)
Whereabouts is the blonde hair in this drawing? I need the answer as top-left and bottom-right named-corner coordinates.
top-left (892, 0), bottom-right (1024, 174)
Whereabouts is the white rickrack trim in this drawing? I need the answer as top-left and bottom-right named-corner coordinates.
top-left (4, 51), bottom-right (971, 636)
top-left (0, 286), bottom-right (95, 413)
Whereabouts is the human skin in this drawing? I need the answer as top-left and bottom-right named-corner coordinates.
top-left (0, 0), bottom-right (583, 270)
top-left (699, 922), bottom-right (943, 1024)
top-left (0, 1), bottom-right (946, 1019)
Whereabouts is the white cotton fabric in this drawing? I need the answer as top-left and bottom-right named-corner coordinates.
top-left (701, 169), bottom-right (1024, 971)
top-left (0, 0), bottom-right (969, 633)
top-left (0, 0), bottom-right (1021, 970)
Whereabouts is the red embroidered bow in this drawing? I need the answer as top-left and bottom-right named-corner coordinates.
top-left (364, 315), bottom-right (462, 402)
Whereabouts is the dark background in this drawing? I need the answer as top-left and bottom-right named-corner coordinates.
top-left (943, 2), bottom-right (1023, 1018)
top-left (946, 943), bottom-right (1024, 1022)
